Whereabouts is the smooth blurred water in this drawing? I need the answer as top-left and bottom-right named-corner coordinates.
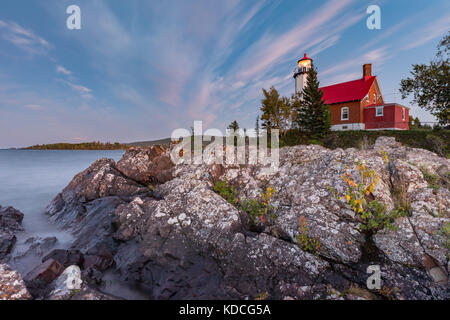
top-left (0, 149), bottom-right (124, 242)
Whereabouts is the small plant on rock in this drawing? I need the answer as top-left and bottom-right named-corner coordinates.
top-left (332, 159), bottom-right (406, 234)
top-left (295, 216), bottom-right (321, 254)
top-left (436, 222), bottom-right (450, 251)
top-left (421, 166), bottom-right (442, 190)
top-left (213, 180), bottom-right (239, 206)
top-left (240, 186), bottom-right (276, 226)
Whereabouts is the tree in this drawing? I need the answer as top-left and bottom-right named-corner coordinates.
top-left (296, 64), bottom-right (331, 137)
top-left (409, 116), bottom-right (422, 129)
top-left (260, 86), bottom-right (294, 135)
top-left (255, 116), bottom-right (260, 137)
top-left (400, 32), bottom-right (449, 125)
top-left (227, 120), bottom-right (240, 132)
top-left (414, 117), bottom-right (421, 128)
top-left (260, 86), bottom-right (281, 133)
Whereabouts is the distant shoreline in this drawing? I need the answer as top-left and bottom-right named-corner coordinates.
top-left (23, 142), bottom-right (129, 150)
top-left (19, 138), bottom-right (173, 150)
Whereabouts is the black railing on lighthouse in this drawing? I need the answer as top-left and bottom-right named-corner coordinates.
top-left (293, 67), bottom-right (311, 78)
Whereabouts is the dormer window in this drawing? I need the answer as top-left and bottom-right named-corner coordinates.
top-left (376, 106), bottom-right (383, 117)
top-left (341, 107), bottom-right (349, 120)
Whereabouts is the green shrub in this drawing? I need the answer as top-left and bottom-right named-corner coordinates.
top-left (307, 139), bottom-right (323, 146)
top-left (240, 186), bottom-right (276, 226)
top-left (295, 216), bottom-right (321, 254)
top-left (426, 134), bottom-right (445, 156)
top-left (213, 180), bottom-right (239, 206)
top-left (421, 167), bottom-right (441, 190)
top-left (436, 222), bottom-right (450, 251)
top-left (279, 129), bottom-right (450, 156)
top-left (331, 158), bottom-right (407, 234)
top-left (359, 200), bottom-right (406, 234)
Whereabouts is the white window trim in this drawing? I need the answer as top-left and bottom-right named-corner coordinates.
top-left (402, 108), bottom-right (405, 120)
top-left (376, 106), bottom-right (383, 117)
top-left (341, 107), bottom-right (349, 121)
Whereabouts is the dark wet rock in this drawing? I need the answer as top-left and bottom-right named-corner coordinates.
top-left (8, 236), bottom-right (58, 275)
top-left (116, 146), bottom-right (174, 184)
top-left (24, 258), bottom-right (64, 297)
top-left (0, 234), bottom-right (16, 261)
top-left (0, 205), bottom-right (24, 261)
top-left (42, 249), bottom-right (84, 269)
top-left (0, 264), bottom-right (32, 300)
top-left (0, 205), bottom-right (24, 231)
top-left (46, 158), bottom-right (148, 229)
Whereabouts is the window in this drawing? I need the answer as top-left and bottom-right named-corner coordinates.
top-left (376, 106), bottom-right (383, 117)
top-left (341, 107), bottom-right (349, 120)
top-left (373, 94), bottom-right (376, 103)
top-left (402, 108), bottom-right (405, 120)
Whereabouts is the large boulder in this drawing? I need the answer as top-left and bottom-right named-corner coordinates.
top-left (46, 158), bottom-right (149, 229)
top-left (116, 146), bottom-right (174, 184)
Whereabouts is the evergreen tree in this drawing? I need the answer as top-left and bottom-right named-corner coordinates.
top-left (227, 120), bottom-right (240, 132)
top-left (296, 64), bottom-right (331, 138)
top-left (255, 116), bottom-right (260, 137)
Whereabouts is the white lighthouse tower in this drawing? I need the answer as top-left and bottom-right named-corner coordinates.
top-left (293, 53), bottom-right (312, 96)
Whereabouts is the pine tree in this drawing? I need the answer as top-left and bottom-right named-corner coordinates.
top-left (296, 64), bottom-right (331, 138)
top-left (227, 120), bottom-right (240, 132)
top-left (255, 116), bottom-right (260, 137)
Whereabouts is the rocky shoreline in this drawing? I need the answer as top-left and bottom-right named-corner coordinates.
top-left (1, 136), bottom-right (449, 300)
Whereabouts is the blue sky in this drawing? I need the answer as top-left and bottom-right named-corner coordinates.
top-left (0, 0), bottom-right (449, 148)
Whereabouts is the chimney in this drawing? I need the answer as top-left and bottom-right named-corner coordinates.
top-left (363, 64), bottom-right (372, 78)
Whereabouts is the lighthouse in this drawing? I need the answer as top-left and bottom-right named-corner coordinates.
top-left (293, 53), bottom-right (312, 96)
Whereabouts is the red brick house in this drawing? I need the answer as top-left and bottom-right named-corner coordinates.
top-left (294, 54), bottom-right (409, 130)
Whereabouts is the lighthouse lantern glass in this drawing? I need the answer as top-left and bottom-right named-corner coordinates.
top-left (298, 59), bottom-right (311, 68)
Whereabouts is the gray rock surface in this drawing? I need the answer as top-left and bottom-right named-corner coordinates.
top-left (31, 137), bottom-right (450, 299)
top-left (0, 264), bottom-right (31, 300)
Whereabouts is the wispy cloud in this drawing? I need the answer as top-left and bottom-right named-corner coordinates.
top-left (57, 79), bottom-right (93, 99)
top-left (403, 15), bottom-right (450, 50)
top-left (0, 20), bottom-right (50, 55)
top-left (56, 65), bottom-right (72, 76)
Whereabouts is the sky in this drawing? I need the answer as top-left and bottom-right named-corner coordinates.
top-left (0, 0), bottom-right (449, 148)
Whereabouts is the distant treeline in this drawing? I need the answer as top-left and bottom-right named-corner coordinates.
top-left (25, 141), bottom-right (129, 150)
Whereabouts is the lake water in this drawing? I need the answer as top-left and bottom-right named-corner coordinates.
top-left (0, 149), bottom-right (156, 299)
top-left (0, 149), bottom-right (124, 242)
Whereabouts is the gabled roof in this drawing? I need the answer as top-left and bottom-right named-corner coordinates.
top-left (319, 76), bottom-right (376, 104)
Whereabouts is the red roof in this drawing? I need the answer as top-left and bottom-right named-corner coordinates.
top-left (319, 76), bottom-right (376, 104)
top-left (298, 52), bottom-right (312, 62)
